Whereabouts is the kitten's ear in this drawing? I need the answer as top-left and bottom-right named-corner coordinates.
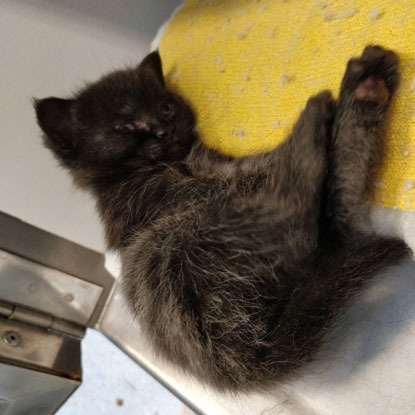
top-left (137, 51), bottom-right (165, 87)
top-left (34, 97), bottom-right (75, 139)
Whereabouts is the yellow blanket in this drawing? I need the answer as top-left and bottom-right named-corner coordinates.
top-left (160, 0), bottom-right (415, 210)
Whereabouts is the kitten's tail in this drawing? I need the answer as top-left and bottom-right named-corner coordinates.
top-left (209, 232), bottom-right (411, 390)
top-left (275, 234), bottom-right (411, 367)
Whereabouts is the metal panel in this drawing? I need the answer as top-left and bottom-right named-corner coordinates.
top-left (0, 250), bottom-right (102, 326)
top-left (0, 315), bottom-right (81, 415)
top-left (0, 363), bottom-right (80, 415)
top-left (0, 212), bottom-right (114, 327)
top-left (0, 317), bottom-right (82, 378)
top-left (0, 211), bottom-right (116, 414)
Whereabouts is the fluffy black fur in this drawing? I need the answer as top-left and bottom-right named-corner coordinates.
top-left (35, 46), bottom-right (410, 391)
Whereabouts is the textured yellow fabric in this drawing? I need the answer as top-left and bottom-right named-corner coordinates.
top-left (160, 0), bottom-right (415, 210)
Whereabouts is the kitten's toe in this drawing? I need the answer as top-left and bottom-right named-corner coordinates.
top-left (342, 45), bottom-right (399, 103)
top-left (361, 45), bottom-right (399, 77)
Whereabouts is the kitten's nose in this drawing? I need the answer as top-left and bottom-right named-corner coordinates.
top-left (155, 124), bottom-right (174, 139)
top-left (148, 121), bottom-right (173, 138)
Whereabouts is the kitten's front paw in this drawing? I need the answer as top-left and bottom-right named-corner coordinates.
top-left (309, 90), bottom-right (336, 119)
top-left (305, 90), bottom-right (336, 136)
top-left (342, 45), bottom-right (399, 104)
top-left (297, 91), bottom-right (336, 148)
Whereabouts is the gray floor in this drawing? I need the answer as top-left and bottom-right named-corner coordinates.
top-left (57, 330), bottom-right (188, 415)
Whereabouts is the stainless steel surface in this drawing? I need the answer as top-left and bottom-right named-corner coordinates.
top-left (0, 317), bottom-right (82, 378)
top-left (0, 362), bottom-right (80, 415)
top-left (0, 250), bottom-right (103, 326)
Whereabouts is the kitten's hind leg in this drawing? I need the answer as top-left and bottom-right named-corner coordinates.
top-left (327, 46), bottom-right (399, 233)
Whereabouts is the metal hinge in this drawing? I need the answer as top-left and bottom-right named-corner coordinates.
top-left (0, 301), bottom-right (85, 339)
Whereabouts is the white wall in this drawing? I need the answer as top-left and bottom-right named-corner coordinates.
top-left (0, 0), bottom-right (180, 251)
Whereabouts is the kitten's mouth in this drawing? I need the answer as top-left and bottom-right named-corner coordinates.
top-left (135, 129), bottom-right (161, 140)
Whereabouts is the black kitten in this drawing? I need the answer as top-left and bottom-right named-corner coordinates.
top-left (35, 47), bottom-right (410, 391)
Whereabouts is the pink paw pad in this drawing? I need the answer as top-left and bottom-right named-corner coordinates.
top-left (354, 77), bottom-right (390, 103)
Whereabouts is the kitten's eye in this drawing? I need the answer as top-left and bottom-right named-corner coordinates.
top-left (161, 102), bottom-right (174, 118)
top-left (115, 123), bottom-right (135, 132)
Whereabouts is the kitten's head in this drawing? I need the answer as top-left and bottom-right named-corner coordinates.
top-left (35, 52), bottom-right (197, 167)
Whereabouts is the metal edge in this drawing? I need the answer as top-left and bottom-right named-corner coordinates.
top-left (102, 329), bottom-right (205, 415)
